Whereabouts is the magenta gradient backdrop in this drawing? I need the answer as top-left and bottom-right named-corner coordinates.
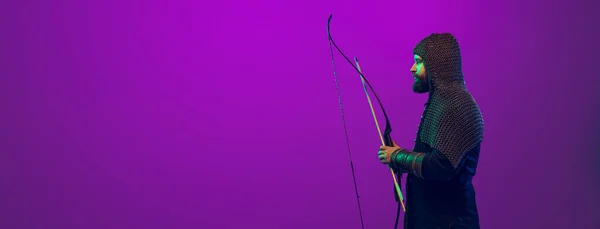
top-left (1, 0), bottom-right (599, 229)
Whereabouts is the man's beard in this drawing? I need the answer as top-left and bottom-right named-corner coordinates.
top-left (412, 78), bottom-right (429, 93)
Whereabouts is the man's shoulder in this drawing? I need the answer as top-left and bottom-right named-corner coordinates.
top-left (438, 92), bottom-right (482, 119)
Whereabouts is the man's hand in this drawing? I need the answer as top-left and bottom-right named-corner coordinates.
top-left (378, 140), bottom-right (403, 164)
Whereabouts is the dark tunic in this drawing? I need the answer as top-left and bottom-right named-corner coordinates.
top-left (394, 102), bottom-right (482, 229)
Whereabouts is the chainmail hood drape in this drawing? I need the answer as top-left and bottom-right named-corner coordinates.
top-left (412, 33), bottom-right (484, 168)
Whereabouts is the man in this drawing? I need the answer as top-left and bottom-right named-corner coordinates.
top-left (378, 33), bottom-right (485, 229)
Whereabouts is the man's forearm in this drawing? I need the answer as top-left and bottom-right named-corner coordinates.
top-left (390, 149), bottom-right (425, 177)
top-left (390, 149), bottom-right (459, 181)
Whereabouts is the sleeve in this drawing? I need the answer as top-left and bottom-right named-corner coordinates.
top-left (390, 148), bottom-right (465, 181)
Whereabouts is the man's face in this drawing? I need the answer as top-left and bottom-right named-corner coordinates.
top-left (410, 54), bottom-right (429, 93)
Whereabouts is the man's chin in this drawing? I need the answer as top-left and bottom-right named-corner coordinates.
top-left (412, 83), bottom-right (429, 93)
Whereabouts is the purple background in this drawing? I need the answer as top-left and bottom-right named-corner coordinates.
top-left (1, 0), bottom-right (599, 228)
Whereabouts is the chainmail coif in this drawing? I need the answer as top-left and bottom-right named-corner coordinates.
top-left (413, 33), bottom-right (484, 168)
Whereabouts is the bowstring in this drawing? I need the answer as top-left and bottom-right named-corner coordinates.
top-left (328, 25), bottom-right (366, 229)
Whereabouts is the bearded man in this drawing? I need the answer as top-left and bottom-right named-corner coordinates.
top-left (378, 33), bottom-right (485, 229)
